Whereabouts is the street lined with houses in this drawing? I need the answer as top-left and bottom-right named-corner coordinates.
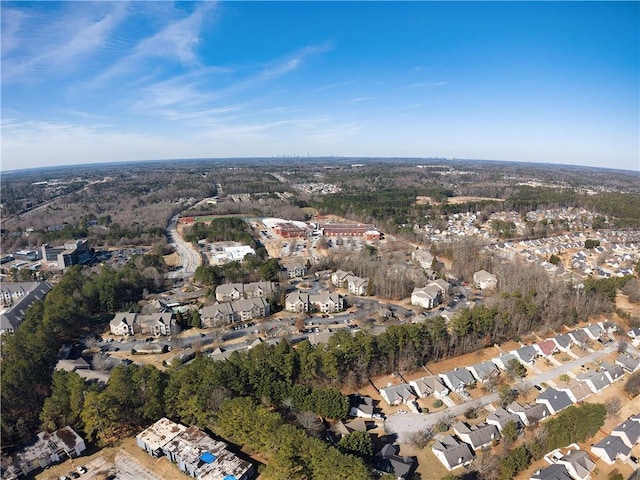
top-left (384, 343), bottom-right (618, 441)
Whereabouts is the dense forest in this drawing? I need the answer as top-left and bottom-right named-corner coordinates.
top-left (0, 259), bottom-right (167, 446)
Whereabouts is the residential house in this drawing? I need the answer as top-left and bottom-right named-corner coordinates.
top-left (555, 449), bottom-right (596, 480)
top-left (558, 381), bottom-right (592, 403)
top-left (439, 369), bottom-right (476, 392)
top-left (109, 312), bottom-right (138, 335)
top-left (346, 275), bottom-right (370, 296)
top-left (349, 394), bottom-right (374, 419)
top-left (331, 270), bottom-right (354, 288)
top-left (492, 353), bottom-right (519, 371)
top-left (410, 285), bottom-right (441, 309)
top-left (209, 346), bottom-right (233, 362)
top-left (597, 321), bottom-right (618, 334)
top-left (6, 426), bottom-right (87, 478)
top-left (627, 328), bottom-right (640, 347)
top-left (164, 348), bottom-right (196, 367)
top-left (577, 370), bottom-right (611, 393)
top-left (486, 407), bottom-right (521, 432)
top-left (615, 353), bottom-right (640, 373)
top-left (467, 361), bottom-right (499, 383)
top-left (602, 364), bottom-right (624, 383)
top-left (582, 324), bottom-right (604, 341)
top-left (591, 435), bottom-right (631, 465)
top-left (512, 345), bottom-right (539, 365)
top-left (530, 464), bottom-right (574, 480)
top-left (551, 334), bottom-right (574, 352)
top-left (431, 435), bottom-right (474, 471)
top-left (536, 387), bottom-right (573, 415)
top-left (535, 339), bottom-right (558, 357)
top-left (375, 443), bottom-right (416, 480)
top-left (610, 415), bottom-right (640, 448)
top-left (507, 402), bottom-right (550, 426)
top-left (76, 370), bottom-right (110, 385)
top-left (473, 270), bottom-right (498, 290)
top-left (409, 376), bottom-right (449, 399)
top-left (331, 419), bottom-right (371, 438)
top-left (379, 384), bottom-right (416, 406)
top-left (568, 329), bottom-right (589, 346)
top-left (452, 422), bottom-right (499, 450)
top-left (55, 357), bottom-right (90, 373)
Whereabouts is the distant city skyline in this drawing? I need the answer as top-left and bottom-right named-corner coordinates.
top-left (2, 1), bottom-right (638, 172)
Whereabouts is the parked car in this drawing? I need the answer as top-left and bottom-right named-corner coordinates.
top-left (77, 466), bottom-right (87, 474)
top-left (397, 410), bottom-right (407, 415)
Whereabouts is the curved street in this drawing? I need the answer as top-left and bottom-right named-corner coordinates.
top-left (166, 214), bottom-right (202, 279)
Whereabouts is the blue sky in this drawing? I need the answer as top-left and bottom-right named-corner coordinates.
top-left (2, 1), bottom-right (639, 171)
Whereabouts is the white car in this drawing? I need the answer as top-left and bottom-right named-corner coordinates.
top-left (397, 409), bottom-right (407, 415)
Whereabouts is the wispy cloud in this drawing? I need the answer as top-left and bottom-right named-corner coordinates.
top-left (2, 3), bottom-right (129, 83)
top-left (125, 42), bottom-right (331, 124)
top-left (83, 2), bottom-right (216, 89)
top-left (313, 79), bottom-right (359, 92)
top-left (261, 43), bottom-right (331, 80)
top-left (407, 81), bottom-right (447, 88)
top-left (349, 96), bottom-right (372, 103)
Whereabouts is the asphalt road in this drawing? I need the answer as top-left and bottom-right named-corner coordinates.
top-left (165, 214), bottom-right (202, 279)
top-left (384, 343), bottom-right (618, 442)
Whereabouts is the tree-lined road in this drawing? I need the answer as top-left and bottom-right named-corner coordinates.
top-left (166, 215), bottom-right (202, 279)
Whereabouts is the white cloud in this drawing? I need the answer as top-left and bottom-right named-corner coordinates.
top-left (408, 81), bottom-right (447, 88)
top-left (2, 3), bottom-right (129, 83)
top-left (85, 3), bottom-right (216, 88)
top-left (261, 43), bottom-right (332, 80)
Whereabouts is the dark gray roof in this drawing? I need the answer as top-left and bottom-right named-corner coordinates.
top-left (0, 282), bottom-right (52, 332)
top-left (431, 435), bottom-right (474, 469)
top-left (616, 353), bottom-right (640, 372)
top-left (553, 334), bottom-right (573, 349)
top-left (376, 443), bottom-right (415, 480)
top-left (467, 361), bottom-right (499, 381)
top-left (487, 407), bottom-right (521, 430)
top-left (514, 345), bottom-right (538, 363)
top-left (569, 329), bottom-right (589, 344)
top-left (453, 422), bottom-right (499, 449)
top-left (349, 394), bottom-right (374, 416)
top-left (612, 419), bottom-right (640, 445)
top-left (531, 464), bottom-right (573, 480)
top-left (536, 387), bottom-right (573, 413)
top-left (592, 435), bottom-right (631, 460)
top-left (577, 371), bottom-right (611, 391)
top-left (440, 368), bottom-right (475, 389)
